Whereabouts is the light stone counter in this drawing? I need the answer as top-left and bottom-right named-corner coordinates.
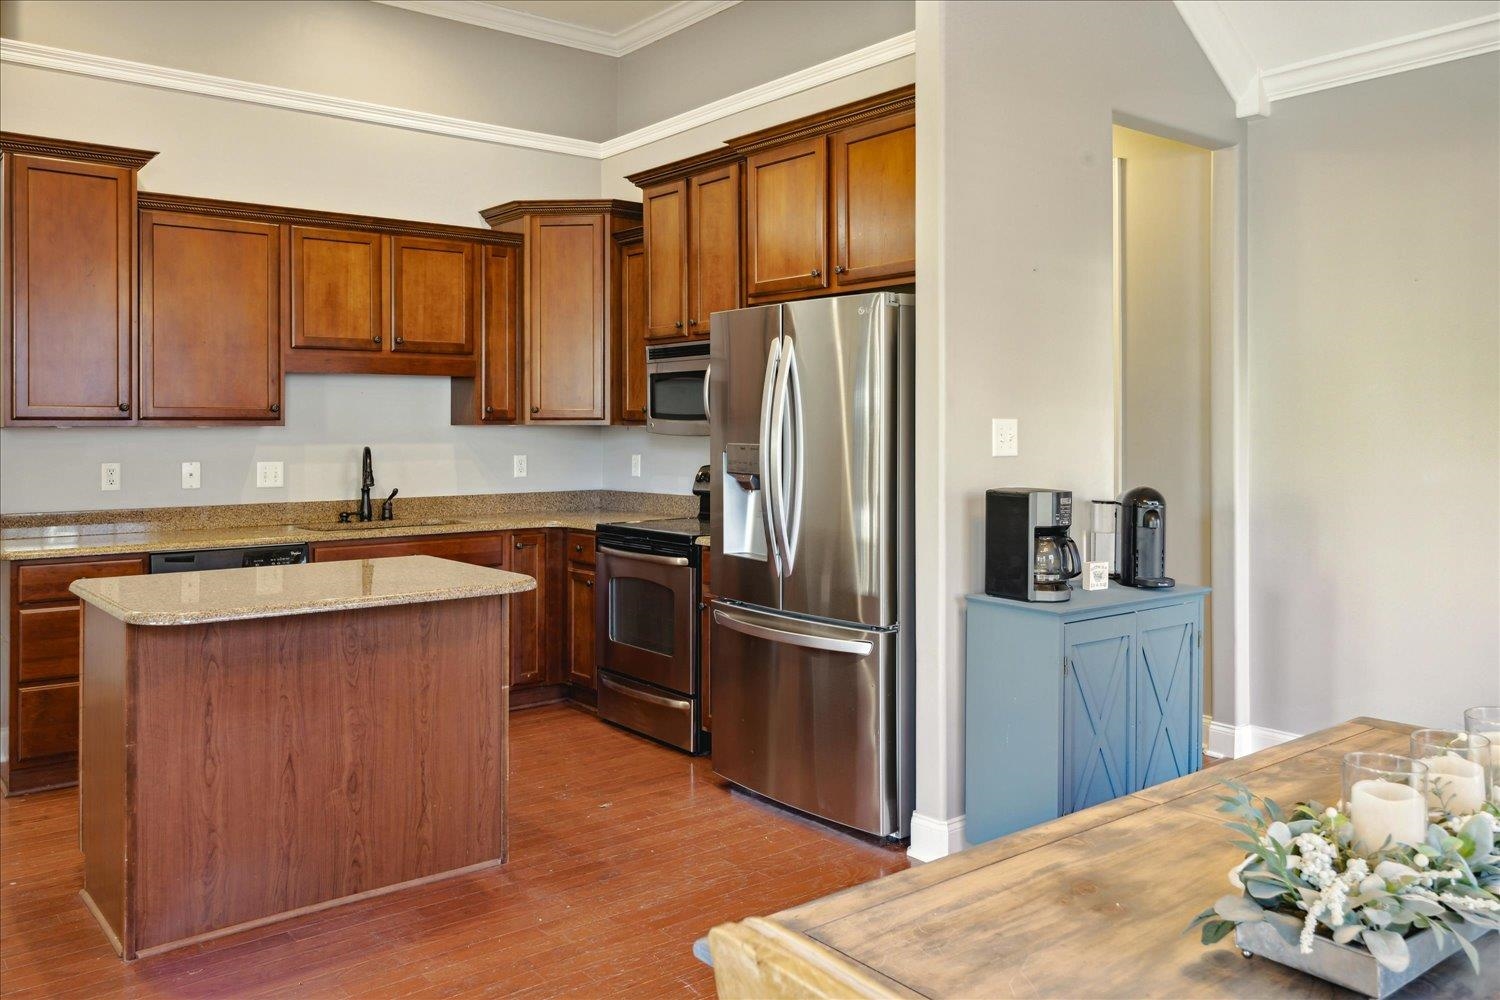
top-left (70, 555), bottom-right (535, 626)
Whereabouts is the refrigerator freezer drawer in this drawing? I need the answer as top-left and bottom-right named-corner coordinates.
top-left (710, 602), bottom-right (902, 838)
top-left (598, 671), bottom-right (700, 753)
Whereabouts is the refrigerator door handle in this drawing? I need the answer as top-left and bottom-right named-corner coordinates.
top-left (760, 338), bottom-right (784, 575)
top-left (784, 339), bottom-right (805, 572)
top-left (713, 607), bottom-right (874, 656)
top-left (769, 338), bottom-right (795, 577)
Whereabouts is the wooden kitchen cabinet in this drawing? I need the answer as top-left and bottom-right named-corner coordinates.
top-left (506, 530), bottom-right (547, 688)
top-left (831, 111), bottom-right (916, 286)
top-left (1, 135), bottom-right (157, 424)
top-left (743, 137), bottom-right (828, 299)
top-left (391, 236), bottom-right (474, 355)
top-left (3, 553), bottom-right (148, 795)
top-left (139, 211), bottom-right (284, 422)
top-left (641, 180), bottom-right (687, 339)
top-left (566, 528), bottom-right (597, 695)
top-left (451, 243), bottom-right (520, 424)
top-left (289, 226), bottom-right (386, 352)
top-left (613, 229), bottom-right (647, 424)
top-left (687, 161), bottom-right (742, 335)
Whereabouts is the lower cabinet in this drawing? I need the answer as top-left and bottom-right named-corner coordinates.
top-left (3, 554), bottom-right (149, 795)
top-left (565, 530), bottom-right (597, 698)
top-left (964, 584), bottom-right (1208, 846)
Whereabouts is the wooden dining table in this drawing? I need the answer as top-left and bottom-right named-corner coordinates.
top-left (708, 718), bottom-right (1500, 998)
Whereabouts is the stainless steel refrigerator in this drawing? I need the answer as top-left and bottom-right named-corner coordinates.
top-left (708, 291), bottom-right (913, 839)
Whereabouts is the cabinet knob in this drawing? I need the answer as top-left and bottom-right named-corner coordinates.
top-left (394, 335), bottom-right (404, 345)
top-left (117, 402), bottom-right (130, 412)
top-left (675, 321), bottom-right (683, 329)
top-left (373, 335), bottom-right (382, 344)
top-left (834, 265), bottom-right (846, 274)
top-left (810, 268), bottom-right (821, 278)
top-left (574, 544), bottom-right (583, 552)
top-left (484, 405), bottom-right (493, 414)
top-left (531, 406), bottom-right (540, 414)
top-left (270, 403), bottom-right (280, 413)
top-left (585, 579), bottom-right (594, 588)
top-left (515, 541), bottom-right (523, 550)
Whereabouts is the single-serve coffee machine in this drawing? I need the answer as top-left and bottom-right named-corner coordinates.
top-left (985, 488), bottom-right (1081, 602)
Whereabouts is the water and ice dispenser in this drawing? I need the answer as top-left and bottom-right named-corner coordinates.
top-left (721, 443), bottom-right (768, 562)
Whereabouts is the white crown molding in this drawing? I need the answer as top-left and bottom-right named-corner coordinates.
top-left (599, 30), bottom-right (915, 158)
top-left (373, 1), bottom-right (740, 57)
top-left (0, 37), bottom-right (600, 157)
top-left (1173, 1), bottom-right (1267, 118)
top-left (1260, 12), bottom-right (1500, 105)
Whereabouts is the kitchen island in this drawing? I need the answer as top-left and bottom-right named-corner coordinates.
top-left (70, 555), bottom-right (534, 960)
top-left (709, 717), bottom-right (1499, 999)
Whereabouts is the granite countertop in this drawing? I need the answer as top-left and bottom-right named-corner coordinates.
top-left (71, 555), bottom-right (536, 626)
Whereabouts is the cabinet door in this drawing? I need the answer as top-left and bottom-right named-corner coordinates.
top-left (6, 155), bottom-right (134, 421)
top-left (478, 244), bottom-right (519, 422)
top-left (567, 565), bottom-right (596, 689)
top-left (687, 162), bottom-right (741, 336)
top-left (17, 604), bottom-right (81, 683)
top-left (508, 530), bottom-right (547, 687)
top-left (525, 214), bottom-right (605, 421)
top-left (642, 180), bottom-right (687, 339)
top-left (139, 212), bottom-right (283, 421)
top-left (16, 681), bottom-right (78, 761)
top-left (832, 112), bottom-right (915, 286)
top-left (616, 241), bottom-right (647, 423)
top-left (1133, 603), bottom-right (1201, 792)
top-left (744, 138), bottom-right (828, 298)
top-left (1062, 615), bottom-right (1133, 814)
top-left (392, 236), bottom-right (474, 355)
top-left (289, 226), bottom-right (385, 351)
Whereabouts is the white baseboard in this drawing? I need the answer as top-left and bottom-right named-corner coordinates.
top-left (908, 812), bottom-right (965, 863)
top-left (1206, 720), bottom-right (1301, 759)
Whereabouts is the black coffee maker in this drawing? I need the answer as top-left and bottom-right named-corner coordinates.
top-left (1116, 486), bottom-right (1174, 589)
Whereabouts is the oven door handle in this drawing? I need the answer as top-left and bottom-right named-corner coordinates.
top-left (598, 545), bottom-right (690, 567)
top-left (712, 607), bottom-right (873, 656)
top-left (599, 672), bottom-right (685, 709)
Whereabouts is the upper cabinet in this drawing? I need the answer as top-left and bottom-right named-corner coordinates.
top-left (452, 243), bottom-right (520, 425)
top-left (138, 211), bottom-right (283, 422)
top-left (729, 85), bottom-right (915, 303)
top-left (390, 236), bottom-right (474, 355)
top-left (1, 134), bottom-right (157, 424)
top-left (628, 150), bottom-right (743, 341)
top-left (290, 226), bottom-right (386, 353)
top-left (613, 228), bottom-right (646, 424)
top-left (479, 200), bottom-right (642, 425)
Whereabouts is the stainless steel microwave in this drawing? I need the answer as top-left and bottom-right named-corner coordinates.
top-left (645, 341), bottom-right (710, 436)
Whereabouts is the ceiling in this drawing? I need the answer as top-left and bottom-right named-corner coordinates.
top-left (1175, 0), bottom-right (1500, 117)
top-left (374, 0), bottom-right (740, 56)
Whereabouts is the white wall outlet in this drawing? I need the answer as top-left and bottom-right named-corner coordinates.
top-left (991, 418), bottom-right (1019, 457)
top-left (631, 454), bottom-right (642, 478)
top-left (513, 455), bottom-right (528, 478)
top-left (256, 461), bottom-right (284, 488)
top-left (181, 461), bottom-right (201, 490)
top-left (100, 462), bottom-right (121, 491)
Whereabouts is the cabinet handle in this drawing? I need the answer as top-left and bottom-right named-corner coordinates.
top-left (585, 579), bottom-right (594, 588)
top-left (834, 265), bottom-right (846, 274)
top-left (574, 544), bottom-right (583, 552)
top-left (531, 406), bottom-right (540, 414)
top-left (373, 334), bottom-right (382, 344)
top-left (810, 268), bottom-right (821, 278)
top-left (674, 321), bottom-right (683, 329)
top-left (485, 405), bottom-right (493, 414)
top-left (394, 335), bottom-right (405, 345)
top-left (689, 318), bottom-right (698, 326)
top-left (270, 403), bottom-right (280, 413)
top-left (117, 402), bottom-right (130, 412)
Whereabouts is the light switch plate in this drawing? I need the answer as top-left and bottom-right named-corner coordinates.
top-left (631, 454), bottom-right (642, 477)
top-left (991, 418), bottom-right (1019, 457)
top-left (256, 461), bottom-right (284, 488)
top-left (181, 461), bottom-right (201, 489)
top-left (513, 455), bottom-right (528, 478)
top-left (100, 462), bottom-right (121, 491)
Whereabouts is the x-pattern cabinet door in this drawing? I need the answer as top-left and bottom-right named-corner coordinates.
top-left (1061, 616), bottom-right (1133, 814)
top-left (1133, 603), bottom-right (1200, 791)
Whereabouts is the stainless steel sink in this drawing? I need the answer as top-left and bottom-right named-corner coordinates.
top-left (292, 519), bottom-right (463, 532)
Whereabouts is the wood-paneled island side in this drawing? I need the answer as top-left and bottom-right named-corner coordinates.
top-left (70, 555), bottom-right (534, 960)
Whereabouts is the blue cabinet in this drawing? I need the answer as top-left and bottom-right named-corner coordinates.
top-left (966, 584), bottom-right (1208, 847)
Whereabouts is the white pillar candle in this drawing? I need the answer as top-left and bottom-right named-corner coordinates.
top-left (1421, 754), bottom-right (1486, 814)
top-left (1350, 779), bottom-right (1427, 853)
top-left (1480, 731), bottom-right (1500, 769)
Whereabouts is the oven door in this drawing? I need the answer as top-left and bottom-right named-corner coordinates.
top-left (595, 545), bottom-right (697, 695)
top-left (646, 357), bottom-right (709, 436)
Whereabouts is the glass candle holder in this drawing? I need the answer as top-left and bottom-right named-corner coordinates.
top-left (1409, 729), bottom-right (1490, 815)
top-left (1342, 753), bottom-right (1429, 854)
top-left (1463, 706), bottom-right (1500, 801)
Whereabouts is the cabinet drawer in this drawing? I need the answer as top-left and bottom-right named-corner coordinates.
top-left (17, 557), bottom-right (147, 604)
top-left (310, 533), bottom-right (507, 566)
top-left (17, 681), bottom-right (79, 761)
top-left (17, 605), bottom-right (80, 682)
top-left (566, 530), bottom-right (595, 567)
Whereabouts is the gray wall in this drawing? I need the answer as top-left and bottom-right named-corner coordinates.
top-left (614, 0), bottom-right (914, 134)
top-left (913, 0), bottom-right (1242, 850)
top-left (1246, 55), bottom-right (1500, 734)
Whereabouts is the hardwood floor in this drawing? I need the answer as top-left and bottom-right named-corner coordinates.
top-left (0, 704), bottom-right (908, 998)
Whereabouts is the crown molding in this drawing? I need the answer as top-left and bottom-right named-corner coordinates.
top-left (1260, 13), bottom-right (1500, 106)
top-left (0, 30), bottom-right (914, 161)
top-left (0, 37), bottom-right (599, 157)
top-left (479, 198), bottom-right (642, 227)
top-left (138, 191), bottom-right (522, 244)
top-left (373, 1), bottom-right (740, 57)
top-left (1172, 1), bottom-right (1266, 118)
top-left (0, 130), bottom-right (158, 169)
top-left (599, 30), bottom-right (915, 159)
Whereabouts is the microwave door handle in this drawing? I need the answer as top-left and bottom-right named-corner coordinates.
top-left (759, 339), bottom-right (783, 575)
top-left (768, 339), bottom-right (794, 578)
top-left (782, 341), bottom-right (804, 574)
top-left (702, 362), bottom-right (712, 423)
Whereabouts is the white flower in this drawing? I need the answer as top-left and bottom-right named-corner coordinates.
top-left (1299, 898), bottom-right (1326, 954)
top-left (1437, 892), bottom-right (1500, 914)
top-left (1325, 806), bottom-right (1338, 818)
top-left (1413, 853), bottom-right (1429, 869)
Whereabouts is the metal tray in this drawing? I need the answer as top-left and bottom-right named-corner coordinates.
top-left (1236, 920), bottom-right (1493, 998)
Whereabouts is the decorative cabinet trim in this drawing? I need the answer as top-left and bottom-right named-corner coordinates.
top-left (480, 199), bottom-right (643, 229)
top-left (624, 147), bottom-right (743, 190)
top-left (726, 85), bottom-right (915, 156)
top-left (0, 131), bottom-right (158, 170)
top-left (612, 225), bottom-right (644, 245)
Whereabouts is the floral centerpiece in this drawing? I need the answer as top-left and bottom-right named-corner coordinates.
top-left (1189, 782), bottom-right (1500, 982)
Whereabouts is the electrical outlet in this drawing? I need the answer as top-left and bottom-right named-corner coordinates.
top-left (991, 418), bottom-right (1019, 457)
top-left (631, 454), bottom-right (642, 478)
top-left (256, 461), bottom-right (284, 488)
top-left (181, 461), bottom-right (201, 489)
top-left (513, 455), bottom-right (528, 478)
top-left (100, 462), bottom-right (121, 491)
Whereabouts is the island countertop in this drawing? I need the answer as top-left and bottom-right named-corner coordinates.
top-left (70, 554), bottom-right (535, 626)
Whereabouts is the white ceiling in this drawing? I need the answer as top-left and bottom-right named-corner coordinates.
top-left (374, 0), bottom-right (740, 56)
top-left (1175, 1), bottom-right (1500, 117)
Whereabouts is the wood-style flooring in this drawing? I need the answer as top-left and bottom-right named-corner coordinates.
top-left (0, 703), bottom-right (908, 998)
